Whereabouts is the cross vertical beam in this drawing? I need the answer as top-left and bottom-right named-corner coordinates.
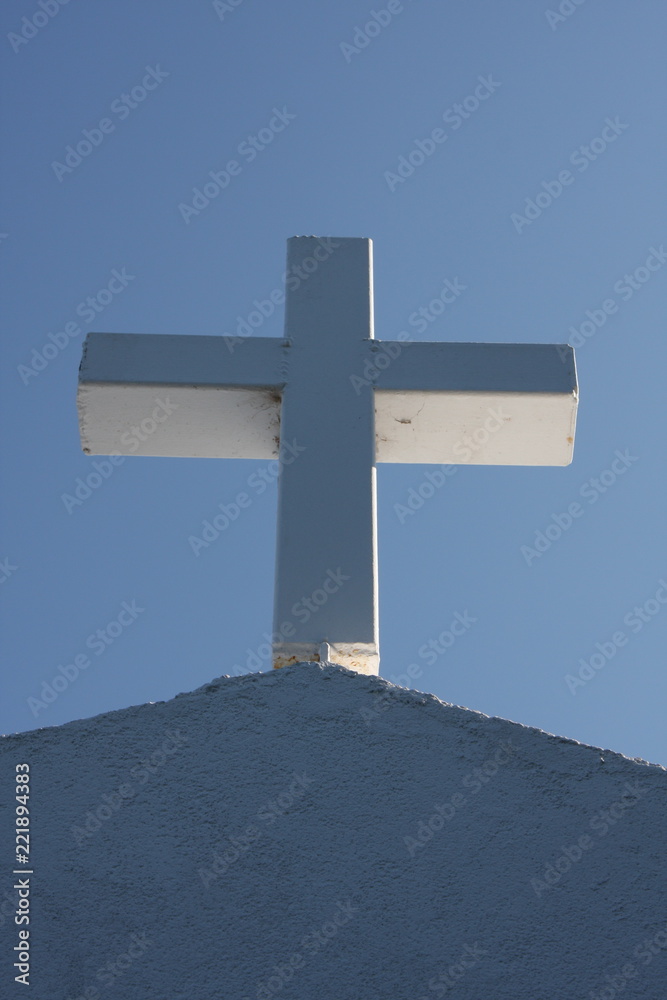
top-left (272, 237), bottom-right (379, 672)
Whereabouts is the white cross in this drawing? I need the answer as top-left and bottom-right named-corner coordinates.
top-left (78, 236), bottom-right (578, 675)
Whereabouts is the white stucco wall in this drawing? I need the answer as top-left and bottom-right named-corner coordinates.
top-left (1, 662), bottom-right (666, 999)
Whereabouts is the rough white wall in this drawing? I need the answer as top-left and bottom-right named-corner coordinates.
top-left (1, 663), bottom-right (666, 1000)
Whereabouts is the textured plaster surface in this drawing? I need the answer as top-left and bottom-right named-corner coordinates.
top-left (1, 663), bottom-right (666, 999)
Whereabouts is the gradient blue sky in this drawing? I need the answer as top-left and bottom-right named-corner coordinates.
top-left (2, 0), bottom-right (666, 764)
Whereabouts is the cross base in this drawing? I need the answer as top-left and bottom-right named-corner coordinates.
top-left (273, 641), bottom-right (380, 675)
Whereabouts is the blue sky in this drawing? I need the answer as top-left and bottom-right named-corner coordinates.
top-left (1, 0), bottom-right (666, 764)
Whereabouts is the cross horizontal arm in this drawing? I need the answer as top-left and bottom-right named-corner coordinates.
top-left (79, 332), bottom-right (286, 387)
top-left (78, 332), bottom-right (286, 459)
top-left (371, 341), bottom-right (578, 466)
top-left (372, 341), bottom-right (576, 394)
